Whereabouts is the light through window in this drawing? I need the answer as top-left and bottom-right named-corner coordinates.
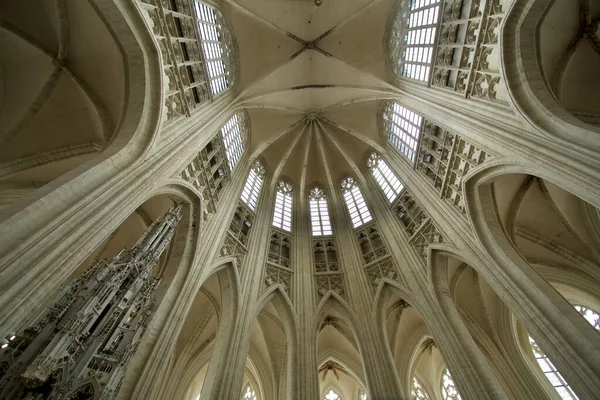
top-left (341, 177), bottom-right (372, 228)
top-left (411, 376), bottom-right (431, 400)
top-left (529, 336), bottom-right (577, 400)
top-left (273, 181), bottom-right (293, 232)
top-left (382, 102), bottom-right (423, 162)
top-left (242, 384), bottom-right (257, 400)
top-left (359, 390), bottom-right (368, 400)
top-left (574, 305), bottom-right (600, 330)
top-left (441, 368), bottom-right (462, 400)
top-left (389, 0), bottom-right (440, 82)
top-left (194, 2), bottom-right (234, 95)
top-left (309, 187), bottom-right (333, 236)
top-left (367, 153), bottom-right (404, 202)
top-left (240, 161), bottom-right (265, 210)
top-left (324, 389), bottom-right (341, 400)
top-left (221, 113), bottom-right (246, 171)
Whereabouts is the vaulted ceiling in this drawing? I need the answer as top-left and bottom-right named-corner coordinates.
top-left (225, 0), bottom-right (400, 189)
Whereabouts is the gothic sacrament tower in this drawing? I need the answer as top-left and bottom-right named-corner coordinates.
top-left (0, 206), bottom-right (183, 399)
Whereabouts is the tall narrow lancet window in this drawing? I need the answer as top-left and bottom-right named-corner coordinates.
top-left (273, 181), bottom-right (293, 232)
top-left (220, 112), bottom-right (247, 172)
top-left (367, 152), bottom-right (404, 202)
top-left (411, 376), bottom-right (431, 400)
top-left (527, 305), bottom-right (599, 400)
top-left (194, 2), bottom-right (236, 95)
top-left (242, 384), bottom-right (257, 400)
top-left (341, 177), bottom-right (372, 228)
top-left (323, 389), bottom-right (341, 400)
top-left (240, 160), bottom-right (265, 210)
top-left (441, 368), bottom-right (462, 400)
top-left (388, 0), bottom-right (440, 82)
top-left (309, 187), bottom-right (333, 236)
top-left (381, 102), bottom-right (423, 163)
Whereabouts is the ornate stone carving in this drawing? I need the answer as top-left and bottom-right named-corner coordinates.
top-left (268, 230), bottom-right (292, 268)
top-left (315, 274), bottom-right (346, 301)
top-left (355, 223), bottom-right (388, 264)
top-left (313, 239), bottom-right (339, 273)
top-left (364, 257), bottom-right (400, 291)
top-left (263, 264), bottom-right (293, 297)
top-left (415, 121), bottom-right (492, 214)
top-left (0, 206), bottom-right (183, 399)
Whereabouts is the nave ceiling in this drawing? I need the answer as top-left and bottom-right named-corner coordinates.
top-left (225, 0), bottom-right (399, 188)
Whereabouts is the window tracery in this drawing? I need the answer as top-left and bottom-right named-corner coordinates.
top-left (341, 177), bottom-right (372, 228)
top-left (324, 389), bottom-right (341, 400)
top-left (242, 384), bottom-right (257, 400)
top-left (221, 112), bottom-right (247, 172)
top-left (388, 0), bottom-right (441, 82)
top-left (529, 336), bottom-right (577, 400)
top-left (441, 368), bottom-right (462, 400)
top-left (193, 1), bottom-right (236, 95)
top-left (411, 376), bottom-right (431, 400)
top-left (240, 160), bottom-right (265, 210)
top-left (309, 187), bottom-right (333, 236)
top-left (367, 153), bottom-right (404, 202)
top-left (381, 102), bottom-right (423, 163)
top-left (273, 181), bottom-right (293, 232)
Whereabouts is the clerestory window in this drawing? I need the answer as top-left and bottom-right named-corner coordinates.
top-left (220, 112), bottom-right (246, 172)
top-left (309, 187), bottom-right (333, 236)
top-left (388, 0), bottom-right (441, 83)
top-left (411, 376), bottom-right (431, 400)
top-left (441, 368), bottom-right (462, 400)
top-left (240, 160), bottom-right (265, 210)
top-left (367, 152), bottom-right (404, 202)
top-left (341, 177), bottom-right (372, 228)
top-left (527, 304), bottom-right (600, 400)
top-left (382, 102), bottom-right (423, 163)
top-left (193, 2), bottom-right (235, 95)
top-left (241, 384), bottom-right (257, 400)
top-left (273, 181), bottom-right (293, 232)
top-left (324, 389), bottom-right (341, 400)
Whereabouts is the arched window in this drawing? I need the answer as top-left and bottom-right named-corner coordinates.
top-left (367, 153), bottom-right (404, 202)
top-left (193, 2), bottom-right (236, 95)
top-left (359, 390), bottom-right (368, 400)
top-left (324, 389), bottom-right (341, 400)
top-left (411, 376), bottom-right (431, 400)
top-left (574, 305), bottom-right (600, 330)
top-left (528, 336), bottom-right (577, 400)
top-left (309, 187), bottom-right (333, 236)
top-left (240, 160), bottom-right (265, 210)
top-left (242, 384), bottom-right (257, 400)
top-left (441, 368), bottom-right (462, 400)
top-left (527, 305), bottom-right (599, 400)
top-left (221, 112), bottom-right (247, 171)
top-left (381, 102), bottom-right (423, 163)
top-left (273, 181), bottom-right (293, 232)
top-left (388, 0), bottom-right (441, 82)
top-left (341, 177), bottom-right (372, 228)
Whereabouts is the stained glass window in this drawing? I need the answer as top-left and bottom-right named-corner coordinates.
top-left (367, 153), bottom-right (404, 202)
top-left (441, 368), bottom-right (462, 400)
top-left (411, 376), bottom-right (431, 400)
top-left (273, 181), bottom-right (293, 232)
top-left (341, 177), bottom-right (372, 228)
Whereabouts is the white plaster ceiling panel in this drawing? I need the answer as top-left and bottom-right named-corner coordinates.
top-left (0, 0), bottom-right (60, 54)
top-left (319, 0), bottom-right (395, 82)
top-left (0, 30), bottom-right (55, 140)
top-left (246, 108), bottom-right (304, 157)
top-left (66, 0), bottom-right (124, 125)
top-left (320, 100), bottom-right (384, 150)
top-left (228, 0), bottom-right (373, 40)
top-left (226, 3), bottom-right (304, 91)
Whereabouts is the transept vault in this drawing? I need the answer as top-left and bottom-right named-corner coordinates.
top-left (0, 0), bottom-right (600, 399)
